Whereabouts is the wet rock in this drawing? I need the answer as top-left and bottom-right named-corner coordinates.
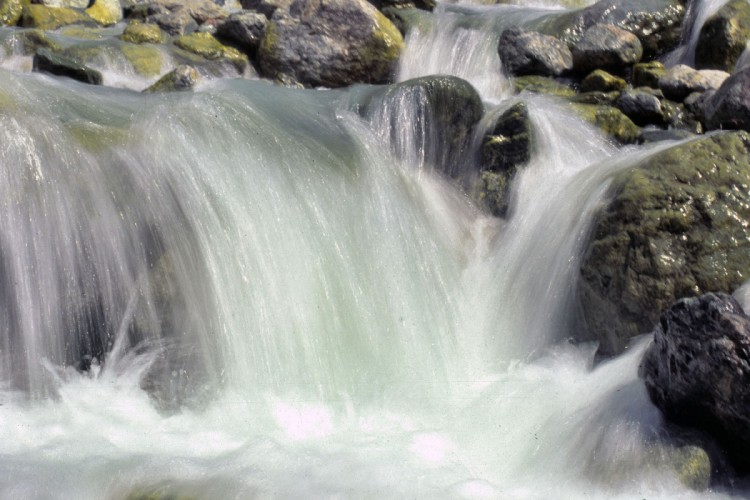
top-left (513, 75), bottom-right (575, 97)
top-left (0, 0), bottom-right (25, 26)
top-left (121, 19), bottom-right (167, 44)
top-left (368, 0), bottom-right (435, 11)
top-left (704, 67), bottom-right (750, 132)
top-left (6, 28), bottom-right (63, 54)
top-left (215, 10), bottom-right (267, 55)
top-left (33, 47), bottom-right (103, 84)
top-left (144, 64), bottom-right (200, 92)
top-left (632, 61), bottom-right (666, 89)
top-left (21, 4), bottom-right (96, 30)
top-left (578, 131), bottom-right (750, 356)
top-left (579, 69), bottom-right (626, 93)
top-left (148, 9), bottom-right (198, 36)
top-left (174, 31), bottom-right (249, 72)
top-left (637, 128), bottom-right (695, 144)
top-left (258, 0), bottom-right (403, 88)
top-left (122, 43), bottom-right (162, 76)
top-left (571, 23), bottom-right (642, 75)
top-left (478, 102), bottom-right (533, 216)
top-left (684, 90), bottom-right (714, 118)
top-left (85, 0), bottom-right (123, 26)
top-left (615, 89), bottom-right (664, 126)
top-left (640, 292), bottom-right (750, 472)
top-left (239, 0), bottom-right (292, 18)
top-left (695, 0), bottom-right (750, 72)
top-left (568, 103), bottom-right (640, 144)
top-left (658, 64), bottom-right (729, 102)
top-left (532, 0), bottom-right (685, 59)
top-left (498, 27), bottom-right (572, 77)
top-left (36, 0), bottom-right (89, 7)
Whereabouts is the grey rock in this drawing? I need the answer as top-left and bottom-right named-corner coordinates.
top-left (144, 64), bottom-right (200, 92)
top-left (704, 67), bottom-right (750, 132)
top-left (215, 10), bottom-right (268, 54)
top-left (658, 64), bottom-right (729, 102)
top-left (498, 27), bottom-right (572, 77)
top-left (616, 89), bottom-right (664, 126)
top-left (32, 47), bottom-right (103, 85)
top-left (571, 23), bottom-right (642, 74)
top-left (695, 0), bottom-right (750, 72)
top-left (239, 0), bottom-right (292, 18)
top-left (640, 292), bottom-right (750, 471)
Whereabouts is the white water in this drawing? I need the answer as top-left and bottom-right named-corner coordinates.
top-left (0, 2), bottom-right (746, 499)
top-left (663, 0), bottom-right (731, 67)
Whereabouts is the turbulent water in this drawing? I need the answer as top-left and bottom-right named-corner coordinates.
top-left (0, 1), bottom-right (746, 499)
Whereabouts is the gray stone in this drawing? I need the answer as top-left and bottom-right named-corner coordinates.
top-left (498, 27), bottom-right (572, 77)
top-left (615, 89), bottom-right (664, 126)
top-left (215, 11), bottom-right (268, 54)
top-left (695, 0), bottom-right (750, 72)
top-left (571, 23), bottom-right (642, 74)
top-left (239, 0), bottom-right (292, 18)
top-left (658, 64), bottom-right (729, 102)
top-left (704, 67), bottom-right (750, 132)
top-left (32, 47), bottom-right (103, 85)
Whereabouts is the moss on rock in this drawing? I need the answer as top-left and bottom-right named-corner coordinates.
top-left (21, 4), bottom-right (95, 30)
top-left (513, 75), bottom-right (575, 97)
top-left (0, 0), bottom-right (28, 27)
top-left (121, 20), bottom-right (166, 45)
top-left (122, 43), bottom-right (162, 77)
top-left (174, 32), bottom-right (248, 72)
top-left (568, 103), bottom-right (640, 144)
top-left (85, 0), bottom-right (122, 26)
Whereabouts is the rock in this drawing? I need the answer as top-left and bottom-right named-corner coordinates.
top-left (615, 89), bottom-right (664, 126)
top-left (578, 131), bottom-right (750, 356)
top-left (0, 0), bottom-right (25, 26)
top-left (704, 67), bottom-right (750, 132)
top-left (497, 27), bottom-right (572, 77)
top-left (257, 0), bottom-right (403, 88)
top-left (144, 64), bottom-right (200, 92)
top-left (122, 43), bottom-right (162, 76)
top-left (120, 19), bottom-right (166, 44)
top-left (695, 0), bottom-right (750, 72)
top-left (125, 1), bottom-right (226, 36)
top-left (684, 90), bottom-right (713, 117)
top-left (532, 0), bottom-right (685, 59)
top-left (658, 64), bottom-right (729, 102)
top-left (512, 75), bottom-right (575, 97)
top-left (571, 23), bottom-right (642, 74)
top-left (36, 0), bottom-right (89, 7)
top-left (368, 0), bottom-right (434, 11)
top-left (568, 103), bottom-right (640, 144)
top-left (580, 69), bottom-right (626, 93)
top-left (148, 9), bottom-right (198, 36)
top-left (6, 28), bottom-right (62, 54)
top-left (632, 61), bottom-right (666, 89)
top-left (85, 0), bottom-right (122, 26)
top-left (174, 31), bottom-right (249, 72)
top-left (215, 10), bottom-right (267, 55)
top-left (21, 4), bottom-right (96, 30)
top-left (239, 0), bottom-right (292, 18)
top-left (570, 90), bottom-right (620, 106)
top-left (637, 128), bottom-right (695, 144)
top-left (640, 292), bottom-right (750, 471)
top-left (33, 47), bottom-right (103, 84)
top-left (478, 102), bottom-right (533, 216)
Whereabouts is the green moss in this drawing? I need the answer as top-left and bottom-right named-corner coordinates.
top-left (580, 69), bottom-right (627, 93)
top-left (67, 121), bottom-right (127, 153)
top-left (669, 446), bottom-right (711, 491)
top-left (513, 75), bottom-right (575, 97)
top-left (85, 0), bottom-right (122, 26)
top-left (369, 10), bottom-right (404, 64)
top-left (21, 4), bottom-right (94, 31)
top-left (174, 32), bottom-right (248, 72)
top-left (121, 20), bottom-right (166, 45)
top-left (122, 43), bottom-right (162, 77)
top-left (569, 103), bottom-right (641, 144)
top-left (0, 0), bottom-right (27, 26)
top-left (632, 61), bottom-right (666, 88)
top-left (58, 25), bottom-right (105, 40)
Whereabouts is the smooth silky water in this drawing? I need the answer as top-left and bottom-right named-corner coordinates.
top-left (0, 0), bottom-right (746, 498)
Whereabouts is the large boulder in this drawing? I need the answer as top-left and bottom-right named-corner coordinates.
top-left (174, 32), bottom-right (249, 73)
top-left (215, 10), bottom-right (268, 55)
top-left (532, 0), bottom-right (685, 58)
top-left (658, 64), bottom-right (729, 102)
top-left (257, 0), bottom-right (403, 87)
top-left (571, 23), bottom-right (642, 75)
top-left (120, 19), bottom-right (167, 44)
top-left (704, 66), bottom-right (750, 132)
top-left (498, 27), bottom-right (572, 77)
top-left (21, 4), bottom-right (96, 30)
top-left (640, 292), bottom-right (750, 471)
top-left (578, 131), bottom-right (750, 357)
top-left (85, 0), bottom-right (122, 26)
top-left (695, 0), bottom-right (750, 72)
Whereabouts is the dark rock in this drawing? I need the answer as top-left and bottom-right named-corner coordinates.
top-left (144, 64), bottom-right (200, 92)
top-left (478, 102), bottom-right (533, 216)
top-left (615, 89), bottom-right (664, 126)
top-left (579, 69), bottom-right (626, 93)
top-left (640, 292), bottom-right (750, 471)
top-left (368, 0), bottom-right (435, 12)
top-left (695, 0), bottom-right (750, 72)
top-left (578, 131), bottom-right (750, 356)
top-left (632, 61), bottom-right (666, 89)
top-left (684, 90), bottom-right (714, 117)
top-left (570, 90), bottom-right (620, 105)
top-left (257, 0), bottom-right (403, 88)
top-left (658, 64), bottom-right (729, 102)
top-left (532, 0), bottom-right (685, 59)
top-left (498, 27), bottom-right (572, 77)
top-left (637, 128), bottom-right (695, 144)
top-left (215, 10), bottom-right (268, 55)
top-left (704, 67), bottom-right (750, 132)
top-left (661, 100), bottom-right (703, 134)
top-left (240, 0), bottom-right (292, 18)
top-left (513, 75), bottom-right (575, 97)
top-left (32, 47), bottom-right (103, 85)
top-left (571, 23), bottom-right (642, 74)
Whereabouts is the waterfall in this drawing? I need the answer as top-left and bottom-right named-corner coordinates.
top-left (663, 0), bottom-right (731, 67)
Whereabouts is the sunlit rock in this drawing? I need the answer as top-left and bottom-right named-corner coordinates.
top-left (695, 0), bottom-right (750, 72)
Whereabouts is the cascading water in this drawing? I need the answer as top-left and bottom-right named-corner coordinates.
top-left (663, 0), bottom-right (731, 67)
top-left (0, 1), bottom-right (748, 499)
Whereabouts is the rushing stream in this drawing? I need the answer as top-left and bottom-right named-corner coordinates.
top-left (0, 0), bottom-right (746, 498)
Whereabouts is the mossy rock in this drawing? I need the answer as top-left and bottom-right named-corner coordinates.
top-left (85, 0), bottom-right (122, 26)
top-left (20, 4), bottom-right (95, 30)
top-left (668, 445), bottom-right (711, 491)
top-left (580, 69), bottom-right (627, 93)
top-left (568, 103), bottom-right (640, 144)
top-left (121, 20), bottom-right (166, 45)
top-left (58, 25), bottom-right (106, 40)
top-left (144, 65), bottom-right (200, 92)
top-left (513, 75), bottom-right (575, 97)
top-left (578, 131), bottom-right (750, 356)
top-left (0, 0), bottom-right (28, 26)
top-left (122, 43), bottom-right (162, 77)
top-left (67, 121), bottom-right (127, 153)
top-left (174, 32), bottom-right (248, 73)
top-left (6, 28), bottom-right (62, 54)
top-left (632, 61), bottom-right (665, 88)
top-left (569, 90), bottom-right (620, 105)
top-left (695, 0), bottom-right (750, 72)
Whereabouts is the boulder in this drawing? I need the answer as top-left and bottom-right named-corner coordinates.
top-left (695, 0), bottom-right (750, 72)
top-left (497, 27), bottom-right (572, 77)
top-left (0, 0), bottom-right (25, 26)
top-left (85, 0), bottom-right (122, 26)
top-left (632, 61), bottom-right (666, 89)
top-left (532, 0), bottom-right (685, 58)
top-left (640, 292), bottom-right (750, 471)
top-left (704, 67), bottom-right (750, 132)
top-left (174, 32), bottom-right (249, 72)
top-left (579, 69), bottom-right (626, 93)
top-left (257, 0), bottom-right (403, 88)
top-left (577, 131), bottom-right (750, 356)
top-left (215, 10), bottom-right (267, 55)
top-left (122, 43), bottom-right (162, 76)
top-left (658, 64), bottom-right (729, 102)
top-left (478, 102), bottom-right (533, 216)
top-left (120, 19), bottom-right (166, 44)
top-left (571, 23), bottom-right (642, 74)
top-left (144, 64), bottom-right (200, 92)
top-left (21, 4), bottom-right (96, 30)
top-left (33, 47), bottom-right (103, 84)
top-left (615, 89), bottom-right (664, 126)
top-left (239, 0), bottom-right (292, 18)
top-left (568, 103), bottom-right (640, 144)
